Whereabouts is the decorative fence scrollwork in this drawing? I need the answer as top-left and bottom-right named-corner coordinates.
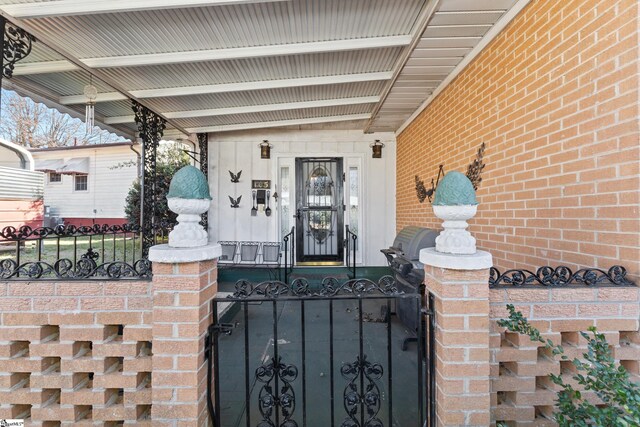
top-left (256, 356), bottom-right (298, 427)
top-left (0, 223), bottom-right (171, 280)
top-left (489, 265), bottom-right (635, 288)
top-left (230, 276), bottom-right (400, 299)
top-left (341, 355), bottom-right (384, 427)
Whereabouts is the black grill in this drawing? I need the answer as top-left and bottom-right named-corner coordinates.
top-left (382, 226), bottom-right (438, 349)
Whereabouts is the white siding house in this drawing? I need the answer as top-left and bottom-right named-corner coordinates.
top-left (30, 142), bottom-right (139, 226)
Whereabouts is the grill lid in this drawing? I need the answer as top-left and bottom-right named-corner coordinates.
top-left (391, 226), bottom-right (438, 261)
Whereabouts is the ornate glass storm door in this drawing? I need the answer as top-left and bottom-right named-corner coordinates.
top-left (295, 158), bottom-right (344, 263)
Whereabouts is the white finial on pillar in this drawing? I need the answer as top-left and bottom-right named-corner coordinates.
top-left (420, 171), bottom-right (492, 270)
top-left (148, 165), bottom-right (221, 263)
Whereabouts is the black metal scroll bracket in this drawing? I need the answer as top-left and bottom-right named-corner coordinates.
top-left (1, 17), bottom-right (36, 79)
top-left (0, 17), bottom-right (36, 113)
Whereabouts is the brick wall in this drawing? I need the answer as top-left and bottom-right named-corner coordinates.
top-left (490, 286), bottom-right (640, 425)
top-left (397, 0), bottom-right (640, 278)
top-left (0, 281), bottom-right (153, 425)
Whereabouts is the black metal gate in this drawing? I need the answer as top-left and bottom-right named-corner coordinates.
top-left (205, 277), bottom-right (435, 427)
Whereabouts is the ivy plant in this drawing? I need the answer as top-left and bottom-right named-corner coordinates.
top-left (498, 304), bottom-right (640, 426)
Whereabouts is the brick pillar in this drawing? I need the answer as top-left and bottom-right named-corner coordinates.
top-left (148, 244), bottom-right (221, 427)
top-left (421, 247), bottom-right (493, 426)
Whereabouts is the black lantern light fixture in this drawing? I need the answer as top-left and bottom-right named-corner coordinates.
top-left (370, 140), bottom-right (384, 158)
top-left (259, 140), bottom-right (273, 159)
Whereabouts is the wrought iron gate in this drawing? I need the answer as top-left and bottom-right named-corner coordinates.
top-left (205, 277), bottom-right (435, 427)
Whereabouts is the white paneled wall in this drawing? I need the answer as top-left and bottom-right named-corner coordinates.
top-left (207, 129), bottom-right (396, 266)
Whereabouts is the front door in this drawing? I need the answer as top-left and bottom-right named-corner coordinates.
top-left (295, 157), bottom-right (344, 264)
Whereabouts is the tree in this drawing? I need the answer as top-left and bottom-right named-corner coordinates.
top-left (0, 89), bottom-right (122, 147)
top-left (124, 142), bottom-right (192, 225)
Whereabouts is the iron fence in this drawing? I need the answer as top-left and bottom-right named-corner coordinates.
top-left (0, 223), bottom-right (172, 280)
top-left (489, 265), bottom-right (635, 287)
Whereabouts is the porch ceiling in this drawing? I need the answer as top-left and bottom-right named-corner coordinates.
top-left (0, 0), bottom-right (526, 139)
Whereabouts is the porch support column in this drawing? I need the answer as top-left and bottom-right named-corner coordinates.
top-left (197, 132), bottom-right (209, 231)
top-left (421, 249), bottom-right (493, 426)
top-left (149, 244), bottom-right (221, 426)
top-left (132, 100), bottom-right (167, 256)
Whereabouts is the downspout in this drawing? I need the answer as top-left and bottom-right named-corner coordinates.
top-left (129, 140), bottom-right (142, 179)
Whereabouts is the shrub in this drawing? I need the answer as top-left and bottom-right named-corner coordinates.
top-left (498, 304), bottom-right (640, 426)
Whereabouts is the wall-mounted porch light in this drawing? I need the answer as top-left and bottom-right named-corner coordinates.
top-left (370, 140), bottom-right (384, 158)
top-left (259, 140), bottom-right (273, 159)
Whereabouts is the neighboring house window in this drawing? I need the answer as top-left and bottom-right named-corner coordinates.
top-left (49, 172), bottom-right (62, 183)
top-left (74, 174), bottom-right (88, 191)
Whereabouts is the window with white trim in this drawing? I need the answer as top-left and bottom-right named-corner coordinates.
top-left (74, 174), bottom-right (88, 191)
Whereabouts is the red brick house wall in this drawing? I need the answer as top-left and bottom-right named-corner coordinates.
top-left (396, 0), bottom-right (639, 278)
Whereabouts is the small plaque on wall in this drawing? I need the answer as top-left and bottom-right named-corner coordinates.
top-left (251, 180), bottom-right (271, 189)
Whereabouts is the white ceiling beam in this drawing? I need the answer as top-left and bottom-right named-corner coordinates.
top-left (13, 60), bottom-right (77, 75)
top-left (11, 36), bottom-right (410, 74)
top-left (104, 96), bottom-right (381, 124)
top-left (185, 113), bottom-right (371, 134)
top-left (59, 71), bottom-right (394, 104)
top-left (86, 36), bottom-right (411, 68)
top-left (0, 0), bottom-right (288, 19)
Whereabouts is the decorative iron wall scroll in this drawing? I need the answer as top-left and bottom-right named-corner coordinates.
top-left (0, 17), bottom-right (36, 111)
top-left (415, 165), bottom-right (444, 203)
top-left (132, 100), bottom-right (167, 256)
top-left (415, 142), bottom-right (485, 203)
top-left (465, 142), bottom-right (485, 190)
top-left (197, 133), bottom-right (209, 230)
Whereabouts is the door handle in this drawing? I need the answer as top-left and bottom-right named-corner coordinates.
top-left (293, 209), bottom-right (301, 220)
